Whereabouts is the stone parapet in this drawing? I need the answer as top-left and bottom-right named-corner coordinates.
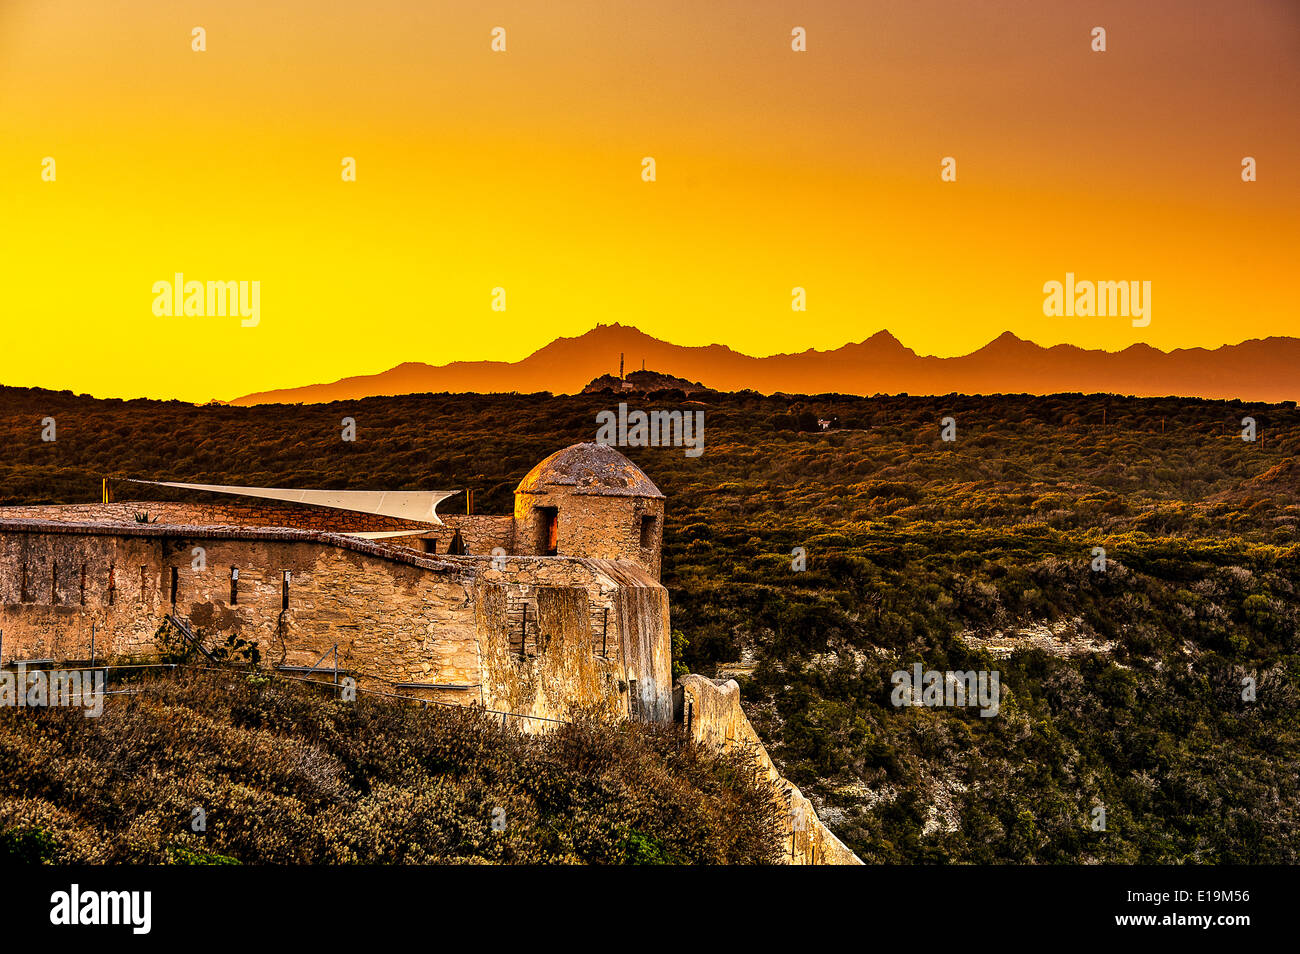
top-left (677, 674), bottom-right (862, 865)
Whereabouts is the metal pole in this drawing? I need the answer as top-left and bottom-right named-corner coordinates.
top-left (90, 622), bottom-right (95, 667)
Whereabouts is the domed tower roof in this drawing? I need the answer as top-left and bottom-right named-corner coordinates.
top-left (515, 442), bottom-right (664, 499)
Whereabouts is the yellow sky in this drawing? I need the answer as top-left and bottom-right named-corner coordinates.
top-left (1, 0), bottom-right (1297, 401)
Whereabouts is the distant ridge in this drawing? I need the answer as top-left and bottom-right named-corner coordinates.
top-left (229, 324), bottom-right (1300, 405)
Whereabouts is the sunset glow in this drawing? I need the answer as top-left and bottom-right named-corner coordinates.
top-left (1, 0), bottom-right (1296, 401)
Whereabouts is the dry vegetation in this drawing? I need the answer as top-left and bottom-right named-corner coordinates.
top-left (0, 669), bottom-right (781, 864)
top-left (1, 384), bottom-right (1297, 863)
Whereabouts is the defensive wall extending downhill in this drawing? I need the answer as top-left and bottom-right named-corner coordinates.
top-left (678, 675), bottom-right (862, 865)
top-left (0, 441), bottom-right (858, 863)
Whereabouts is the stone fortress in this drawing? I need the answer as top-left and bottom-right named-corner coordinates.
top-left (0, 442), bottom-right (858, 864)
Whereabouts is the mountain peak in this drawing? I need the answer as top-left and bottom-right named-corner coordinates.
top-left (864, 329), bottom-right (906, 347)
top-left (969, 331), bottom-right (1039, 355)
top-left (585, 322), bottom-right (648, 338)
top-left (990, 331), bottom-right (1029, 345)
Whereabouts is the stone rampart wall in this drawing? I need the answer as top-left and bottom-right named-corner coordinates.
top-left (677, 675), bottom-right (862, 865)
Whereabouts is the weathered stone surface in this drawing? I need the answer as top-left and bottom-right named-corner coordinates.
top-left (0, 524), bottom-right (671, 731)
top-left (516, 442), bottom-right (665, 499)
top-left (0, 499), bottom-right (428, 533)
top-left (419, 515), bottom-right (515, 556)
top-left (677, 675), bottom-right (863, 866)
top-left (515, 485), bottom-right (664, 579)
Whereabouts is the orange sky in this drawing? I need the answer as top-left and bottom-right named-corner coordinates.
top-left (1, 0), bottom-right (1297, 401)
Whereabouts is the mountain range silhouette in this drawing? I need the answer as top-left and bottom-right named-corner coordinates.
top-left (230, 324), bottom-right (1300, 405)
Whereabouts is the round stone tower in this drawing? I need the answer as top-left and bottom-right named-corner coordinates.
top-left (514, 442), bottom-right (665, 578)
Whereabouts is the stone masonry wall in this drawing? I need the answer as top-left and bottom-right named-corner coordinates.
top-left (0, 501), bottom-right (429, 534)
top-left (418, 515), bottom-right (516, 556)
top-left (514, 487), bottom-right (664, 579)
top-left (0, 522), bottom-right (483, 706)
top-left (0, 522), bottom-right (670, 725)
top-left (677, 675), bottom-right (862, 865)
top-left (469, 556), bottom-right (671, 726)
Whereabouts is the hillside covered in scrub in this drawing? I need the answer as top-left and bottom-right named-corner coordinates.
top-left (1, 385), bottom-right (1297, 863)
top-left (0, 670), bottom-right (781, 864)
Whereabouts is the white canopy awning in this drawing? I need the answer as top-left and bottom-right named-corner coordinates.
top-left (124, 479), bottom-right (457, 525)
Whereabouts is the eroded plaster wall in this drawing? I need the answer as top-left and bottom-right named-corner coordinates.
top-left (469, 556), bottom-right (672, 726)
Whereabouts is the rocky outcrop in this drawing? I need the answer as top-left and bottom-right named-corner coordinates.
top-left (581, 368), bottom-right (713, 396)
